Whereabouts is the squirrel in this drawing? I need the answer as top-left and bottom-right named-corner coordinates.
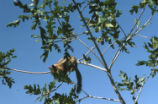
top-left (49, 56), bottom-right (82, 93)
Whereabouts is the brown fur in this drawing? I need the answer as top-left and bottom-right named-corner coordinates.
top-left (49, 56), bottom-right (76, 72)
top-left (49, 56), bottom-right (82, 93)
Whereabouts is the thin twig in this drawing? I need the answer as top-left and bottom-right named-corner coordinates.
top-left (88, 95), bottom-right (120, 102)
top-left (108, 7), bottom-right (146, 71)
top-left (52, 82), bottom-right (64, 92)
top-left (53, 33), bottom-right (85, 43)
top-left (129, 7), bottom-right (146, 35)
top-left (108, 47), bottom-right (121, 70)
top-left (102, 41), bottom-right (116, 55)
top-left (78, 95), bottom-right (120, 102)
top-left (78, 89), bottom-right (120, 102)
top-left (102, 22), bottom-right (127, 55)
top-left (77, 38), bottom-right (104, 65)
top-left (78, 17), bottom-right (94, 61)
top-left (101, 22), bottom-right (126, 55)
top-left (117, 21), bottom-right (127, 37)
top-left (78, 60), bottom-right (106, 72)
top-left (134, 13), bottom-right (154, 35)
top-left (5, 67), bottom-right (50, 74)
top-left (136, 34), bottom-right (148, 39)
top-left (78, 45), bottom-right (96, 61)
top-left (82, 89), bottom-right (89, 96)
top-left (102, 30), bottom-right (148, 56)
top-left (81, 0), bottom-right (89, 12)
top-left (134, 71), bottom-right (153, 104)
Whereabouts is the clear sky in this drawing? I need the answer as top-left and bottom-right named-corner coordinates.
top-left (0, 0), bottom-right (158, 104)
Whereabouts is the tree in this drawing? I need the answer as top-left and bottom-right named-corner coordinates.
top-left (0, 0), bottom-right (158, 104)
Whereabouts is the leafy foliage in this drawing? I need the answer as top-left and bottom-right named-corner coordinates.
top-left (24, 80), bottom-right (78, 104)
top-left (137, 36), bottom-right (158, 77)
top-left (88, 0), bottom-right (121, 48)
top-left (50, 70), bottom-right (73, 84)
top-left (117, 36), bottom-right (158, 101)
top-left (116, 71), bottom-right (144, 95)
top-left (82, 54), bottom-right (91, 63)
top-left (0, 69), bottom-right (15, 88)
top-left (130, 0), bottom-right (158, 14)
top-left (7, 19), bottom-right (20, 27)
top-left (8, 0), bottom-right (79, 62)
top-left (24, 84), bottom-right (41, 95)
top-left (52, 92), bottom-right (76, 104)
top-left (8, 0), bottom-right (134, 61)
top-left (0, 49), bottom-right (16, 88)
top-left (0, 49), bottom-right (16, 68)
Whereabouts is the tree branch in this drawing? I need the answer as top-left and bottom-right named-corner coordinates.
top-left (72, 0), bottom-right (108, 70)
top-left (135, 34), bottom-right (148, 39)
top-left (134, 13), bottom-right (154, 35)
top-left (117, 21), bottom-right (127, 37)
top-left (134, 71), bottom-right (153, 104)
top-left (1, 61), bottom-right (106, 74)
top-left (77, 38), bottom-right (103, 65)
top-left (107, 6), bottom-right (153, 104)
top-left (102, 40), bottom-right (117, 55)
top-left (78, 95), bottom-right (120, 103)
top-left (72, 0), bottom-right (125, 103)
top-left (4, 67), bottom-right (50, 74)
top-left (51, 82), bottom-right (64, 92)
top-left (78, 89), bottom-right (120, 103)
top-left (78, 45), bottom-right (96, 61)
top-left (108, 7), bottom-right (146, 71)
top-left (78, 60), bottom-right (106, 72)
top-left (129, 7), bottom-right (146, 35)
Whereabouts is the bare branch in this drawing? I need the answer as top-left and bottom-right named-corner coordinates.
top-left (53, 33), bottom-right (84, 43)
top-left (136, 34), bottom-right (148, 39)
top-left (81, 0), bottom-right (89, 12)
top-left (4, 67), bottom-right (50, 74)
top-left (102, 21), bottom-right (127, 55)
top-left (78, 17), bottom-right (95, 61)
top-left (134, 71), bottom-right (153, 104)
top-left (78, 89), bottom-right (120, 103)
top-left (117, 21), bottom-right (127, 37)
top-left (77, 38), bottom-right (103, 65)
top-left (134, 13), bottom-right (154, 35)
top-left (52, 82), bottom-right (64, 92)
top-left (78, 95), bottom-right (120, 103)
top-left (88, 95), bottom-right (120, 102)
top-left (78, 60), bottom-right (106, 72)
top-left (78, 45), bottom-right (96, 61)
top-left (102, 41), bottom-right (116, 55)
top-left (129, 7), bottom-right (146, 35)
top-left (108, 7), bottom-right (146, 71)
top-left (108, 48), bottom-right (121, 70)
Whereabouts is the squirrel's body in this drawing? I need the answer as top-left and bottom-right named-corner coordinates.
top-left (49, 56), bottom-right (82, 93)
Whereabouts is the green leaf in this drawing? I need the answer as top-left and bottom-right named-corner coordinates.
top-left (24, 84), bottom-right (41, 95)
top-left (7, 19), bottom-right (20, 27)
top-left (136, 61), bottom-right (147, 66)
top-left (105, 23), bottom-right (114, 28)
top-left (18, 15), bottom-right (30, 22)
top-left (130, 5), bottom-right (139, 14)
top-left (83, 54), bottom-right (91, 63)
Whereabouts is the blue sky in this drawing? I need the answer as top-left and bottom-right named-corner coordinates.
top-left (0, 0), bottom-right (158, 104)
